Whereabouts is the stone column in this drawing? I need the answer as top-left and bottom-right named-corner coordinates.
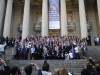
top-left (0, 0), bottom-right (6, 36)
top-left (3, 0), bottom-right (13, 37)
top-left (41, 0), bottom-right (48, 37)
top-left (22, 0), bottom-right (30, 40)
top-left (60, 0), bottom-right (68, 36)
top-left (79, 0), bottom-right (88, 38)
top-left (97, 0), bottom-right (100, 35)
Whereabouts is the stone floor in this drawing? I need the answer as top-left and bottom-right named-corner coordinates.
top-left (5, 47), bottom-right (13, 60)
top-left (87, 46), bottom-right (100, 59)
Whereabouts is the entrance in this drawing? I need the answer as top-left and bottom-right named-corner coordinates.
top-left (49, 30), bottom-right (60, 36)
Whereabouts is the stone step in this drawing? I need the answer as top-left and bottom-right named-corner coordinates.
top-left (67, 68), bottom-right (83, 73)
top-left (6, 60), bottom-right (87, 68)
top-left (31, 71), bottom-right (81, 75)
top-left (74, 73), bottom-right (81, 75)
top-left (5, 47), bottom-right (88, 75)
top-left (5, 47), bottom-right (13, 60)
top-left (6, 60), bottom-right (87, 75)
top-left (87, 46), bottom-right (100, 59)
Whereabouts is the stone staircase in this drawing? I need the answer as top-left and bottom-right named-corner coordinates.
top-left (4, 46), bottom-right (100, 75)
top-left (4, 47), bottom-right (13, 60)
top-left (87, 46), bottom-right (100, 59)
top-left (6, 60), bottom-right (87, 75)
top-left (4, 47), bottom-right (88, 75)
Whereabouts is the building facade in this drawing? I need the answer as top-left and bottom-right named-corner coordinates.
top-left (0, 0), bottom-right (100, 40)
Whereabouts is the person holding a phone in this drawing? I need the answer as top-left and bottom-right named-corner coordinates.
top-left (0, 58), bottom-right (10, 75)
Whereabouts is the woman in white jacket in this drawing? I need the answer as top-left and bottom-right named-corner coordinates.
top-left (0, 42), bottom-right (6, 58)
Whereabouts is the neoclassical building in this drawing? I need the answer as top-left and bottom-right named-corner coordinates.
top-left (0, 0), bottom-right (100, 40)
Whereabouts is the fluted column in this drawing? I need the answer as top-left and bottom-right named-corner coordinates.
top-left (22, 0), bottom-right (30, 40)
top-left (60, 0), bottom-right (68, 36)
top-left (79, 0), bottom-right (88, 38)
top-left (3, 0), bottom-right (13, 37)
top-left (41, 0), bottom-right (48, 37)
top-left (0, 0), bottom-right (6, 36)
top-left (97, 0), bottom-right (100, 34)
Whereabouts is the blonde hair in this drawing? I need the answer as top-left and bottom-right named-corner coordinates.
top-left (59, 68), bottom-right (68, 75)
top-left (54, 68), bottom-right (60, 75)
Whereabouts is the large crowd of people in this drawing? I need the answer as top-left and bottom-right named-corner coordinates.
top-left (1, 35), bottom-right (100, 60)
top-left (0, 35), bottom-right (88, 60)
top-left (0, 57), bottom-right (100, 75)
top-left (0, 35), bottom-right (100, 75)
top-left (0, 58), bottom-right (74, 75)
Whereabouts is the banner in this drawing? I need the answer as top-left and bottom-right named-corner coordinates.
top-left (49, 0), bottom-right (60, 29)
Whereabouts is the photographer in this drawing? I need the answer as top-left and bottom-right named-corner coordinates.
top-left (0, 58), bottom-right (10, 75)
top-left (30, 60), bottom-right (52, 75)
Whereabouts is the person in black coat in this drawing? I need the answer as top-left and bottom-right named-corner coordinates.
top-left (11, 66), bottom-right (21, 75)
top-left (24, 65), bottom-right (32, 75)
top-left (81, 63), bottom-right (97, 75)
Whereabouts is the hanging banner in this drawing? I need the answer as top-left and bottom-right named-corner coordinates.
top-left (49, 0), bottom-right (60, 29)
